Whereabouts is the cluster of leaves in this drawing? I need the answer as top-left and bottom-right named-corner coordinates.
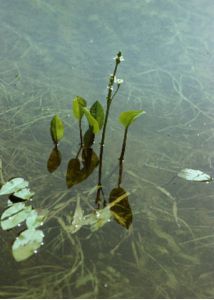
top-left (0, 178), bottom-right (47, 261)
top-left (57, 190), bottom-right (130, 234)
top-left (47, 97), bottom-right (104, 186)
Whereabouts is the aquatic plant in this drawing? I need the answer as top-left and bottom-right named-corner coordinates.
top-left (0, 52), bottom-right (145, 262)
top-left (0, 160), bottom-right (47, 261)
top-left (48, 51), bottom-right (145, 230)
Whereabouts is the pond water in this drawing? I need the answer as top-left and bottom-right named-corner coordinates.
top-left (0, 0), bottom-right (214, 298)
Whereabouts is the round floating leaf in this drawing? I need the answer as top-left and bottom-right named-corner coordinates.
top-left (82, 107), bottom-right (100, 134)
top-left (26, 209), bottom-right (48, 229)
top-left (47, 146), bottom-right (62, 173)
top-left (50, 115), bottom-right (64, 144)
top-left (13, 188), bottom-right (35, 201)
top-left (90, 100), bottom-right (105, 129)
top-left (1, 204), bottom-right (32, 230)
top-left (12, 228), bottom-right (44, 262)
top-left (72, 96), bottom-right (87, 120)
top-left (177, 168), bottom-right (212, 182)
top-left (0, 178), bottom-right (29, 196)
top-left (119, 110), bottom-right (145, 129)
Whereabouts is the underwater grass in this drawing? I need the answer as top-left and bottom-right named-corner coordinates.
top-left (0, 0), bottom-right (214, 298)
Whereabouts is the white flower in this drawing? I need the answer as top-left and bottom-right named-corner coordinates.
top-left (107, 85), bottom-right (113, 91)
top-left (114, 77), bottom-right (124, 85)
top-left (113, 55), bottom-right (125, 62)
top-left (119, 56), bottom-right (124, 62)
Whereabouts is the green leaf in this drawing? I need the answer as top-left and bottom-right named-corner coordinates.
top-left (50, 115), bottom-right (64, 144)
top-left (82, 149), bottom-right (99, 173)
top-left (1, 204), bottom-right (32, 230)
top-left (26, 209), bottom-right (48, 229)
top-left (178, 168), bottom-right (212, 182)
top-left (66, 158), bottom-right (82, 188)
top-left (0, 178), bottom-right (29, 196)
top-left (108, 187), bottom-right (132, 229)
top-left (87, 207), bottom-right (112, 232)
top-left (13, 188), bottom-right (35, 201)
top-left (90, 101), bottom-right (105, 129)
top-left (83, 128), bottom-right (95, 148)
top-left (119, 110), bottom-right (145, 128)
top-left (72, 96), bottom-right (87, 120)
top-left (47, 146), bottom-right (62, 173)
top-left (12, 228), bottom-right (44, 262)
top-left (83, 107), bottom-right (100, 134)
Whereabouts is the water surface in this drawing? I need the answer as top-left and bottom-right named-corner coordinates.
top-left (0, 0), bottom-right (214, 298)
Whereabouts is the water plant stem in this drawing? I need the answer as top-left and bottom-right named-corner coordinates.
top-left (79, 119), bottom-right (83, 147)
top-left (96, 51), bottom-right (122, 207)
top-left (0, 159), bottom-right (5, 187)
top-left (118, 127), bottom-right (128, 187)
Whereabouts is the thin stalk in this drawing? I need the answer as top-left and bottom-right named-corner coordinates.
top-left (118, 127), bottom-right (128, 187)
top-left (0, 159), bottom-right (5, 187)
top-left (79, 118), bottom-right (83, 147)
top-left (96, 51), bottom-right (122, 207)
top-left (75, 119), bottom-right (83, 159)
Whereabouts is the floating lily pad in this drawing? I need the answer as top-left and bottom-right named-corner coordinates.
top-left (12, 228), bottom-right (45, 262)
top-left (26, 209), bottom-right (47, 229)
top-left (178, 169), bottom-right (212, 182)
top-left (13, 188), bottom-right (35, 200)
top-left (1, 203), bottom-right (32, 230)
top-left (0, 178), bottom-right (29, 196)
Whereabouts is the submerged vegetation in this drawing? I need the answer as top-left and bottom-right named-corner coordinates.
top-left (1, 50), bottom-right (214, 297)
top-left (0, 0), bottom-right (214, 298)
top-left (0, 52), bottom-right (144, 260)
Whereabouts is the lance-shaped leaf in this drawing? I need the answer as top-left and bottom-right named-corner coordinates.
top-left (90, 100), bottom-right (105, 130)
top-left (72, 96), bottom-right (87, 120)
top-left (108, 187), bottom-right (132, 229)
top-left (1, 203), bottom-right (32, 230)
top-left (50, 115), bottom-right (64, 144)
top-left (178, 169), bottom-right (212, 182)
top-left (83, 128), bottom-right (95, 148)
top-left (70, 196), bottom-right (84, 233)
top-left (12, 228), bottom-right (45, 262)
top-left (82, 107), bottom-right (100, 134)
top-left (119, 110), bottom-right (145, 129)
top-left (66, 158), bottom-right (82, 188)
top-left (82, 148), bottom-right (99, 173)
top-left (0, 178), bottom-right (29, 196)
top-left (47, 146), bottom-right (62, 173)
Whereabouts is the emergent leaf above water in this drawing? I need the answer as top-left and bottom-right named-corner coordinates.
top-left (50, 115), bottom-right (64, 144)
top-left (72, 96), bottom-right (87, 120)
top-left (119, 110), bottom-right (145, 129)
top-left (82, 107), bottom-right (100, 134)
top-left (90, 100), bottom-right (105, 130)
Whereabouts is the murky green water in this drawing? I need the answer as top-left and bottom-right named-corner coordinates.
top-left (1, 0), bottom-right (214, 298)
